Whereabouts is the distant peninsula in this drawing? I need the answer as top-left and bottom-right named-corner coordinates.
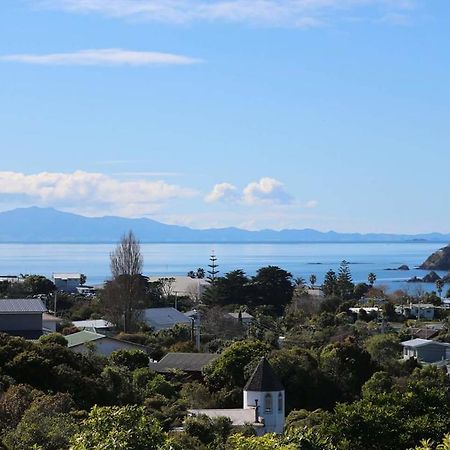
top-left (0, 207), bottom-right (450, 244)
top-left (420, 244), bottom-right (450, 271)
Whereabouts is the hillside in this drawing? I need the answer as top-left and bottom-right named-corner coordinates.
top-left (0, 207), bottom-right (449, 243)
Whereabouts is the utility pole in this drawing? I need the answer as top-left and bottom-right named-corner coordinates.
top-left (53, 291), bottom-right (57, 315)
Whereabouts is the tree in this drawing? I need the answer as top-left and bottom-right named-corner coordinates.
top-left (368, 273), bottom-right (377, 287)
top-left (309, 274), bottom-right (317, 287)
top-left (364, 334), bottom-right (401, 370)
top-left (22, 275), bottom-right (55, 296)
top-left (80, 274), bottom-right (87, 286)
top-left (203, 340), bottom-right (271, 392)
top-left (196, 268), bottom-right (205, 279)
top-left (109, 349), bottom-right (150, 371)
top-left (71, 405), bottom-right (166, 450)
top-left (103, 231), bottom-right (145, 332)
top-left (337, 261), bottom-right (354, 300)
top-left (322, 270), bottom-right (337, 297)
top-left (3, 393), bottom-right (78, 450)
top-left (207, 252), bottom-right (219, 285)
top-left (251, 266), bottom-right (294, 314)
top-left (436, 279), bottom-right (445, 298)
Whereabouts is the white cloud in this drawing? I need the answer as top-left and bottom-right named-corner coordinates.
top-left (0, 49), bottom-right (200, 66)
top-left (0, 171), bottom-right (197, 216)
top-left (206, 177), bottom-right (293, 205)
top-left (242, 177), bottom-right (292, 205)
top-left (39, 0), bottom-right (418, 27)
top-left (304, 200), bottom-right (319, 208)
top-left (205, 182), bottom-right (239, 203)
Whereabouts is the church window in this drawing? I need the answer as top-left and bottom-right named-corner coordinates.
top-left (264, 393), bottom-right (272, 413)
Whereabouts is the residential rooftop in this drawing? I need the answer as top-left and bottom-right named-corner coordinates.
top-left (0, 298), bottom-right (47, 314)
top-left (153, 352), bottom-right (219, 373)
top-left (65, 330), bottom-right (105, 347)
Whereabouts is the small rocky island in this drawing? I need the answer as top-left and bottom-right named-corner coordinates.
top-left (385, 264), bottom-right (410, 271)
top-left (420, 244), bottom-right (450, 270)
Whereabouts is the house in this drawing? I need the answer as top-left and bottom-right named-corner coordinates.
top-left (401, 338), bottom-right (450, 363)
top-left (407, 327), bottom-right (439, 340)
top-left (148, 276), bottom-right (210, 300)
top-left (152, 352), bottom-right (219, 378)
top-left (76, 286), bottom-right (96, 297)
top-left (397, 304), bottom-right (435, 320)
top-left (72, 319), bottom-right (115, 334)
top-left (189, 357), bottom-right (285, 435)
top-left (227, 312), bottom-right (254, 326)
top-left (65, 330), bottom-right (150, 357)
top-left (0, 275), bottom-right (22, 284)
top-left (306, 287), bottom-right (325, 298)
top-left (53, 273), bottom-right (83, 293)
top-left (143, 307), bottom-right (192, 331)
top-left (0, 298), bottom-right (47, 339)
top-left (349, 307), bottom-right (381, 319)
top-left (42, 312), bottom-right (64, 332)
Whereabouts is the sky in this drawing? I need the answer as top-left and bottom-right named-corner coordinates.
top-left (0, 0), bottom-right (449, 233)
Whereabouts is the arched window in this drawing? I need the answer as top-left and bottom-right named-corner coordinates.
top-left (264, 393), bottom-right (272, 414)
top-left (278, 392), bottom-right (283, 412)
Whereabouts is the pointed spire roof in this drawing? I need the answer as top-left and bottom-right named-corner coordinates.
top-left (244, 357), bottom-right (284, 392)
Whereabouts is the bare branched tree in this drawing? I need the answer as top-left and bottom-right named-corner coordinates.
top-left (103, 231), bottom-right (145, 332)
top-left (110, 231), bottom-right (143, 278)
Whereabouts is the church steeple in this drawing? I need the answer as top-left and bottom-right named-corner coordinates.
top-left (243, 357), bottom-right (285, 434)
top-left (244, 357), bottom-right (284, 392)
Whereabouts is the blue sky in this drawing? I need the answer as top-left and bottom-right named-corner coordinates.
top-left (0, 0), bottom-right (449, 233)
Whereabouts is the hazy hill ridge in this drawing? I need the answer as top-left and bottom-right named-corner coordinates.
top-left (0, 207), bottom-right (449, 243)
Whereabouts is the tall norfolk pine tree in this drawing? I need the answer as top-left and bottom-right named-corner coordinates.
top-left (337, 260), bottom-right (354, 300)
top-left (207, 252), bottom-right (219, 285)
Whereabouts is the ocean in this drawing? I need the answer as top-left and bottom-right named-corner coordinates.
top-left (0, 242), bottom-right (447, 293)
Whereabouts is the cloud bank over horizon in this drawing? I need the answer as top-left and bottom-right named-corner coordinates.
top-left (38, 0), bottom-right (418, 27)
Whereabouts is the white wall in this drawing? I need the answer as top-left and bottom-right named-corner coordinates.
top-left (243, 390), bottom-right (285, 434)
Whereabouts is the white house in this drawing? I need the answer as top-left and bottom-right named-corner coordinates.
top-left (148, 276), bottom-right (210, 300)
top-left (189, 357), bottom-right (285, 435)
top-left (72, 319), bottom-right (115, 334)
top-left (53, 273), bottom-right (83, 293)
top-left (42, 312), bottom-right (64, 332)
top-left (397, 304), bottom-right (436, 320)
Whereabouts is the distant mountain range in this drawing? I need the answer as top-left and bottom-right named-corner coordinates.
top-left (0, 207), bottom-right (449, 244)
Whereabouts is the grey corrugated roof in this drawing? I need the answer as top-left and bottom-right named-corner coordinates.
top-left (244, 357), bottom-right (284, 392)
top-left (401, 338), bottom-right (450, 348)
top-left (143, 307), bottom-right (192, 330)
top-left (0, 298), bottom-right (47, 314)
top-left (188, 409), bottom-right (259, 426)
top-left (154, 352), bottom-right (219, 372)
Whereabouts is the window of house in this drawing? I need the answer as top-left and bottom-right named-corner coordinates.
top-left (278, 392), bottom-right (283, 412)
top-left (264, 393), bottom-right (272, 413)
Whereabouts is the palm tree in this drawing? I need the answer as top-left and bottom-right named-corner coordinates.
top-left (436, 279), bottom-right (444, 298)
top-left (368, 272), bottom-right (377, 287)
top-left (294, 277), bottom-right (306, 288)
top-left (309, 274), bottom-right (317, 287)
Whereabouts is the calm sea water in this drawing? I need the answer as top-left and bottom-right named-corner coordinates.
top-left (0, 242), bottom-right (447, 293)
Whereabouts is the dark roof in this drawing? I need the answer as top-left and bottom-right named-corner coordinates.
top-left (0, 298), bottom-right (47, 314)
top-left (244, 357), bottom-right (284, 392)
top-left (411, 328), bottom-right (439, 340)
top-left (153, 352), bottom-right (219, 373)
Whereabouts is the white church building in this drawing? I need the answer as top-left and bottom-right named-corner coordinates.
top-left (188, 357), bottom-right (285, 435)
